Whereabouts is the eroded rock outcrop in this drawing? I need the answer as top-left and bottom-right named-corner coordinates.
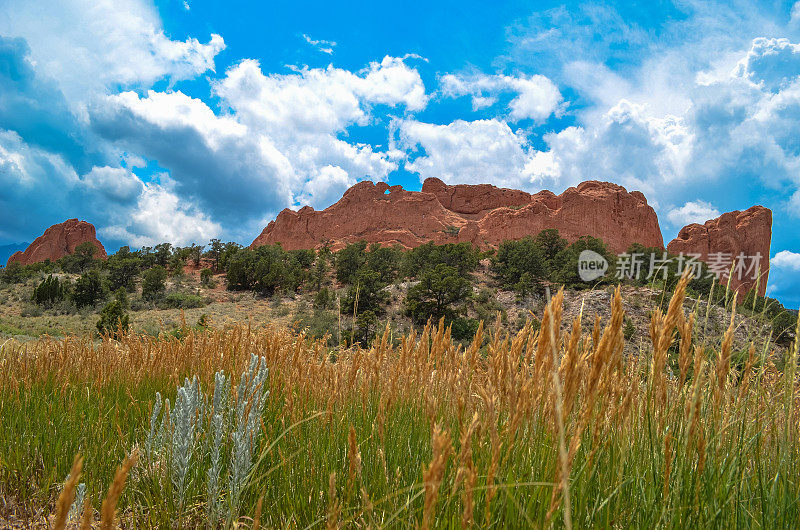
top-left (421, 177), bottom-right (532, 216)
top-left (251, 181), bottom-right (467, 251)
top-left (7, 219), bottom-right (107, 266)
top-left (467, 181), bottom-right (664, 253)
top-left (667, 206), bottom-right (772, 297)
top-left (251, 178), bottom-right (664, 254)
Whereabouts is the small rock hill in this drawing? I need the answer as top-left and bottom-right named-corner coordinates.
top-left (667, 206), bottom-right (771, 297)
top-left (7, 219), bottom-right (107, 266)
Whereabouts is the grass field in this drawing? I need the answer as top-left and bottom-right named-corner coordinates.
top-left (0, 274), bottom-right (798, 528)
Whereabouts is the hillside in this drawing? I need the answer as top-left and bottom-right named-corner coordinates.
top-left (0, 241), bottom-right (791, 365)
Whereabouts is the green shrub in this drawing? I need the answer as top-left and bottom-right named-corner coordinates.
top-left (58, 241), bottom-right (99, 273)
top-left (96, 290), bottom-right (130, 337)
top-left (168, 254), bottom-right (186, 276)
top-left (314, 287), bottom-right (331, 309)
top-left (405, 264), bottom-right (471, 325)
top-left (365, 244), bottom-right (402, 284)
top-left (20, 304), bottom-right (43, 317)
top-left (72, 269), bottom-right (105, 308)
top-left (106, 249), bottom-right (141, 292)
top-left (403, 241), bottom-right (480, 278)
top-left (311, 246), bottom-right (331, 290)
top-left (492, 230), bottom-right (570, 291)
top-left (1, 262), bottom-right (26, 284)
top-left (153, 243), bottom-right (173, 268)
top-left (160, 292), bottom-right (206, 309)
top-left (142, 265), bottom-right (167, 301)
top-left (227, 245), bottom-right (311, 294)
top-left (200, 268), bottom-right (215, 287)
top-left (341, 268), bottom-right (389, 315)
top-left (352, 310), bottom-right (379, 346)
top-left (334, 241), bottom-right (368, 284)
top-left (772, 310), bottom-right (798, 345)
top-left (449, 316), bottom-right (480, 342)
top-left (297, 308), bottom-right (339, 345)
top-left (624, 317), bottom-right (636, 340)
top-left (493, 237), bottom-right (546, 291)
top-left (552, 235), bottom-right (615, 287)
top-left (742, 290), bottom-right (786, 319)
top-left (32, 275), bottom-right (68, 306)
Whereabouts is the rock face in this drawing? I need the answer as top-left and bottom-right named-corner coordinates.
top-left (421, 177), bottom-right (532, 215)
top-left (667, 206), bottom-right (772, 297)
top-left (251, 178), bottom-right (665, 254)
top-left (7, 219), bottom-right (107, 266)
top-left (467, 181), bottom-right (664, 253)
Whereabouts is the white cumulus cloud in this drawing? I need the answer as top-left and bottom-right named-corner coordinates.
top-left (397, 118), bottom-right (541, 188)
top-left (0, 0), bottom-right (224, 104)
top-left (441, 72), bottom-right (563, 122)
top-left (91, 56), bottom-right (427, 239)
top-left (102, 181), bottom-right (221, 247)
top-left (733, 38), bottom-right (800, 93)
top-left (296, 166), bottom-right (355, 209)
top-left (667, 200), bottom-right (721, 227)
top-left (771, 250), bottom-right (800, 270)
top-left (81, 166), bottom-right (144, 203)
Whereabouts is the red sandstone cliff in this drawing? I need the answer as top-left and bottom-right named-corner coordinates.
top-left (421, 177), bottom-right (532, 215)
top-left (7, 219), bottom-right (107, 266)
top-left (667, 206), bottom-right (772, 297)
top-left (251, 178), bottom-right (665, 254)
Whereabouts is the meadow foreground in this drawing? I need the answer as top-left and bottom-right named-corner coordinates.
top-left (0, 275), bottom-right (798, 528)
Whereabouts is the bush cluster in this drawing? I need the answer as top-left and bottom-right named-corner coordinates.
top-left (2, 229), bottom-right (795, 348)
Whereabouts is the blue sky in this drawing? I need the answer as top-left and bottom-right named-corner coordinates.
top-left (1, 0), bottom-right (800, 306)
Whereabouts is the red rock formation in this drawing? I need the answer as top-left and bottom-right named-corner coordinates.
top-left (421, 177), bottom-right (532, 216)
top-left (667, 206), bottom-right (772, 297)
top-left (7, 219), bottom-right (107, 266)
top-left (464, 181), bottom-right (664, 253)
top-left (251, 179), bottom-right (664, 254)
top-left (251, 181), bottom-right (467, 251)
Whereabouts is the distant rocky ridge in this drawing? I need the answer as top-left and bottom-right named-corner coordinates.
top-left (252, 178), bottom-right (772, 296)
top-left (6, 179), bottom-right (772, 298)
top-left (251, 178), bottom-right (665, 254)
top-left (7, 219), bottom-right (107, 266)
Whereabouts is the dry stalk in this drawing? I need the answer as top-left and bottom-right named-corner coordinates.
top-left (79, 496), bottom-right (93, 530)
top-left (53, 454), bottom-right (83, 530)
top-left (421, 425), bottom-right (451, 530)
top-left (327, 472), bottom-right (341, 530)
top-left (347, 425), bottom-right (361, 490)
top-left (252, 491), bottom-right (264, 530)
top-left (99, 449), bottom-right (139, 530)
top-left (716, 301), bottom-right (737, 409)
top-left (544, 289), bottom-right (573, 530)
top-left (663, 434), bottom-right (673, 499)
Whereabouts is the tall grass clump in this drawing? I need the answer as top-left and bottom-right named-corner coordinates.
top-left (0, 271), bottom-right (797, 527)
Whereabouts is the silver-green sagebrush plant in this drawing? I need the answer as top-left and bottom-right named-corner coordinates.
top-left (207, 370), bottom-right (229, 525)
top-left (230, 354), bottom-right (269, 515)
top-left (142, 354), bottom-right (269, 522)
top-left (171, 376), bottom-right (203, 510)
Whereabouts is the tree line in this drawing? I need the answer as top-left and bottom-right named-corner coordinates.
top-left (0, 231), bottom-right (795, 345)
